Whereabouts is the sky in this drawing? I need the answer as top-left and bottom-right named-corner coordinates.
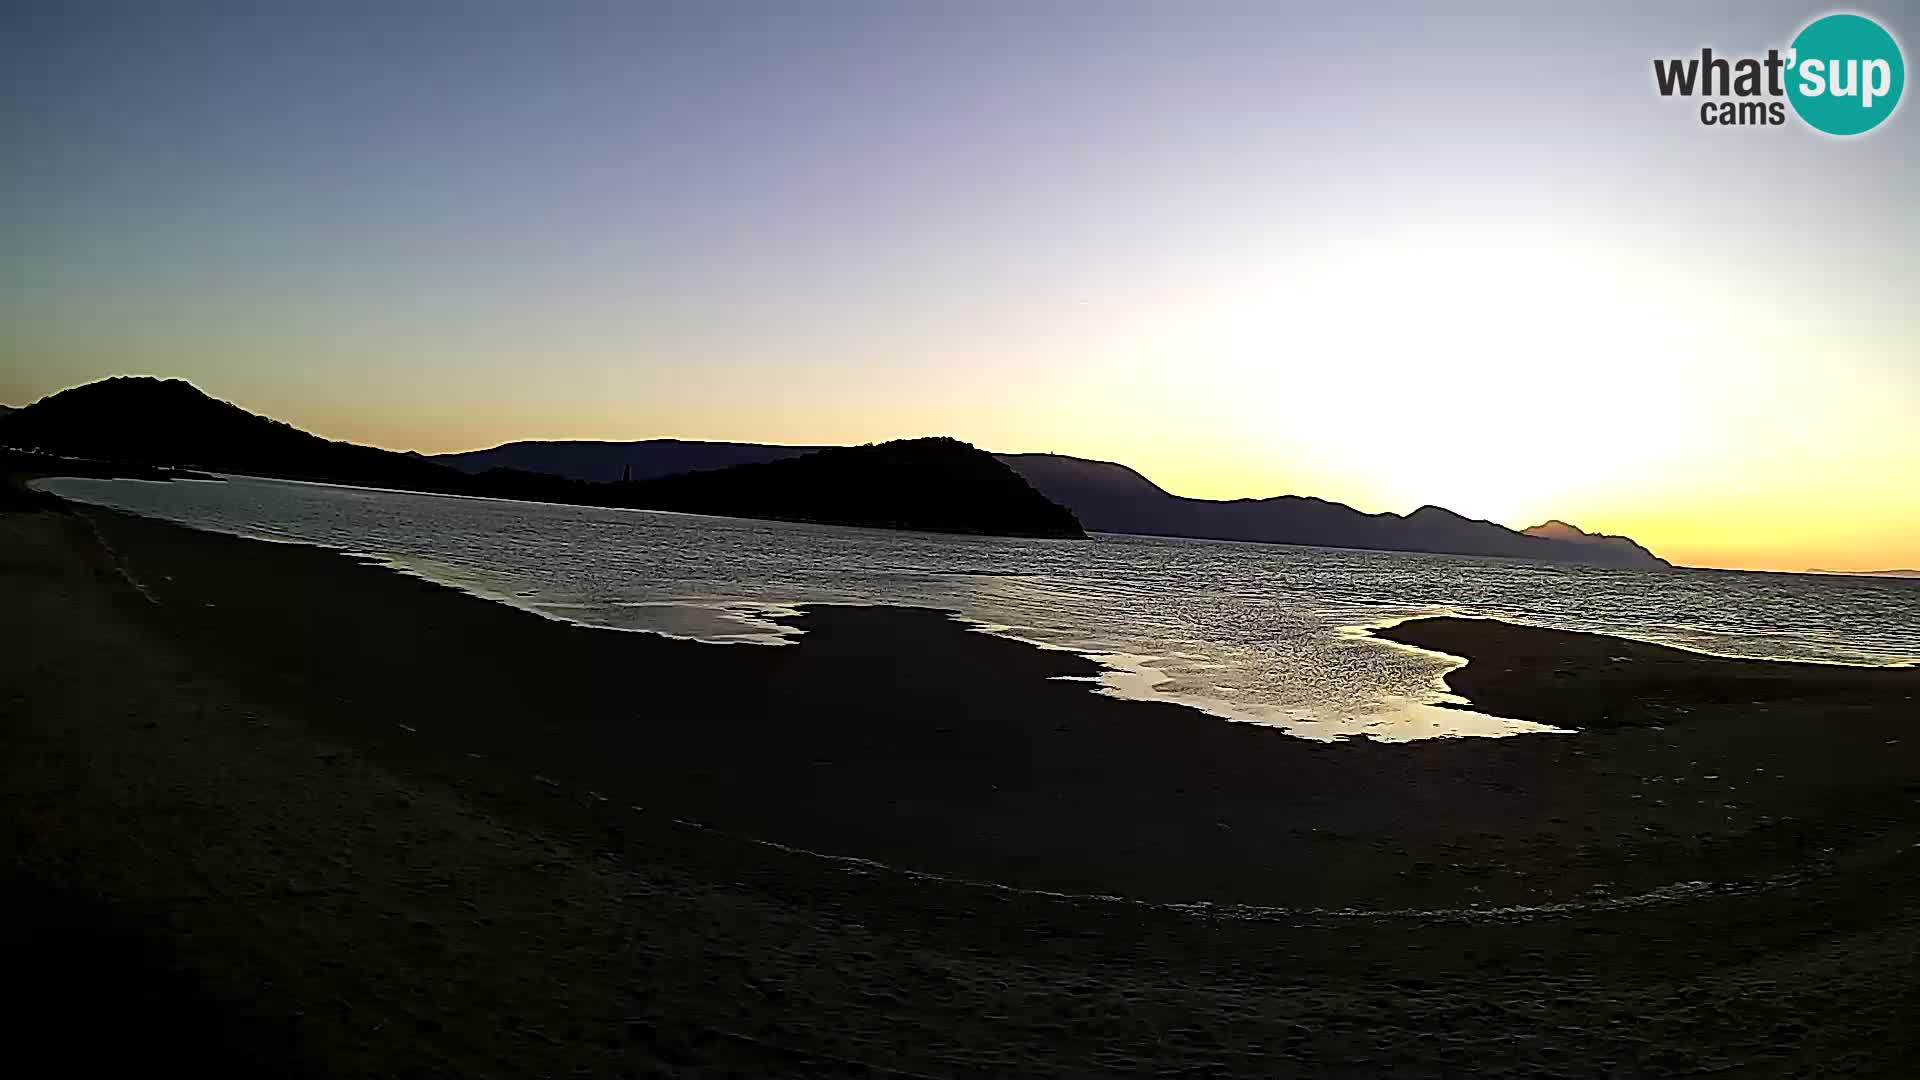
top-left (2, 3), bottom-right (1916, 572)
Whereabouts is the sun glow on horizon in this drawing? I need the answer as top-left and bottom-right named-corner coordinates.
top-left (4, 7), bottom-right (1914, 574)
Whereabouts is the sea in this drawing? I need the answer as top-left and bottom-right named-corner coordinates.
top-left (39, 474), bottom-right (1920, 742)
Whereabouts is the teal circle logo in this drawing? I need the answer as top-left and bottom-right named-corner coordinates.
top-left (1786, 13), bottom-right (1905, 135)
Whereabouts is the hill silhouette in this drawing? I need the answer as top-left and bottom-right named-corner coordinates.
top-left (437, 439), bottom-right (821, 483)
top-left (439, 438), bottom-right (1668, 568)
top-left (1522, 519), bottom-right (1665, 567)
top-left (619, 438), bottom-right (1081, 538)
top-left (1003, 454), bottom-right (1669, 568)
top-left (0, 377), bottom-right (466, 491)
top-left (0, 379), bottom-right (1083, 540)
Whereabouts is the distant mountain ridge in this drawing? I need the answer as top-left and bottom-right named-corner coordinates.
top-left (1521, 519), bottom-right (1666, 568)
top-left (438, 440), bottom-right (1670, 568)
top-left (1001, 454), bottom-right (1669, 569)
top-left (435, 439), bottom-right (823, 483)
top-left (0, 378), bottom-right (1082, 540)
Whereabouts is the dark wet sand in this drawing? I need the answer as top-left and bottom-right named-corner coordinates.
top-left (5, 501), bottom-right (1918, 1076)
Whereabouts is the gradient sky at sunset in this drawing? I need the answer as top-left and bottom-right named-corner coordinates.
top-left (3, 4), bottom-right (1916, 571)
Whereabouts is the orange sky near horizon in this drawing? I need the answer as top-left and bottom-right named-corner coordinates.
top-left (8, 358), bottom-right (1911, 576)
top-left (201, 228), bottom-right (1911, 576)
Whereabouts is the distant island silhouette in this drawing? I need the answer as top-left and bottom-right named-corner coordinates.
top-left (441, 439), bottom-right (1671, 568)
top-left (0, 378), bottom-right (1083, 540)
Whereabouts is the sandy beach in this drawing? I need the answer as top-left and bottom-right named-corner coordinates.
top-left (6, 498), bottom-right (1919, 1076)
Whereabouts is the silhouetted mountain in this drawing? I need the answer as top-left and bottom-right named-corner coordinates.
top-left (1523, 520), bottom-right (1665, 567)
top-left (619, 438), bottom-right (1082, 538)
top-left (438, 439), bottom-right (822, 483)
top-left (997, 453), bottom-right (1174, 504)
top-left (997, 454), bottom-right (1669, 568)
top-left (0, 378), bottom-right (1082, 539)
top-left (14, 379), bottom-right (1653, 561)
top-left (429, 437), bottom-right (1669, 568)
top-left (0, 377), bottom-right (471, 491)
top-left (0, 404), bottom-right (16, 417)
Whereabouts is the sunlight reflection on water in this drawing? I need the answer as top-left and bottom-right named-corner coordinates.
top-left (41, 475), bottom-right (1920, 741)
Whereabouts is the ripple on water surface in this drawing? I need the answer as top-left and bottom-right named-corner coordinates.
top-left (40, 475), bottom-right (1920, 741)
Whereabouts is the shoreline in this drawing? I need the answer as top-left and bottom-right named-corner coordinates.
top-left (6, 498), bottom-right (1919, 1074)
top-left (1374, 616), bottom-right (1920, 733)
top-left (1369, 610), bottom-right (1920, 674)
top-left (47, 474), bottom-right (1917, 744)
top-left (40, 472), bottom-right (1920, 669)
top-left (31, 475), bottom-right (1545, 737)
top-left (26, 499), bottom-right (1920, 905)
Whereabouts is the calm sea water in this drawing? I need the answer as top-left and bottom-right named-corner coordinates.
top-left (41, 475), bottom-right (1920, 741)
